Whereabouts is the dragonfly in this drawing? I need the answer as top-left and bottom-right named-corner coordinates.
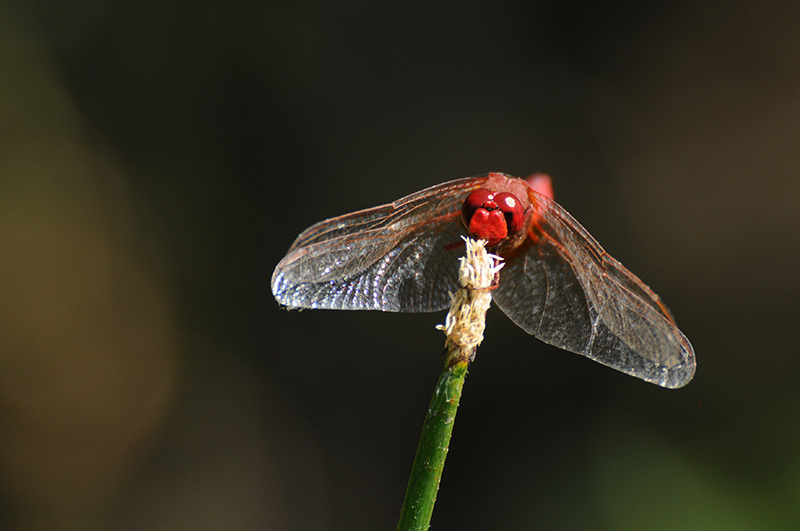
top-left (272, 173), bottom-right (695, 388)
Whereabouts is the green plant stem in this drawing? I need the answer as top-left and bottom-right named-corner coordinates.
top-left (396, 359), bottom-right (469, 531)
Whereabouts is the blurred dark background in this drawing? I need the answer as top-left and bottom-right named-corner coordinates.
top-left (2, 1), bottom-right (799, 529)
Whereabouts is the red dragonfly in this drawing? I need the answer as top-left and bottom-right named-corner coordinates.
top-left (272, 173), bottom-right (695, 388)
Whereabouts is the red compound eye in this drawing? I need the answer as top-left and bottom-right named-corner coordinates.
top-left (461, 189), bottom-right (497, 228)
top-left (493, 192), bottom-right (525, 235)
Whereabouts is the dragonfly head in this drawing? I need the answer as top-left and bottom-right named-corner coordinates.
top-left (461, 188), bottom-right (526, 246)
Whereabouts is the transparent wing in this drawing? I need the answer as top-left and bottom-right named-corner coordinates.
top-left (493, 189), bottom-right (696, 388)
top-left (271, 177), bottom-right (488, 312)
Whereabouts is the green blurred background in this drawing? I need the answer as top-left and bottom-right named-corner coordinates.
top-left (2, 1), bottom-right (799, 530)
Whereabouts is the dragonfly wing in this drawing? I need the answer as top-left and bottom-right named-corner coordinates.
top-left (271, 177), bottom-right (487, 312)
top-left (493, 242), bottom-right (593, 354)
top-left (494, 191), bottom-right (696, 388)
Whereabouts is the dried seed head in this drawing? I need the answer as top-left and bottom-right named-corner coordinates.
top-left (437, 237), bottom-right (504, 365)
